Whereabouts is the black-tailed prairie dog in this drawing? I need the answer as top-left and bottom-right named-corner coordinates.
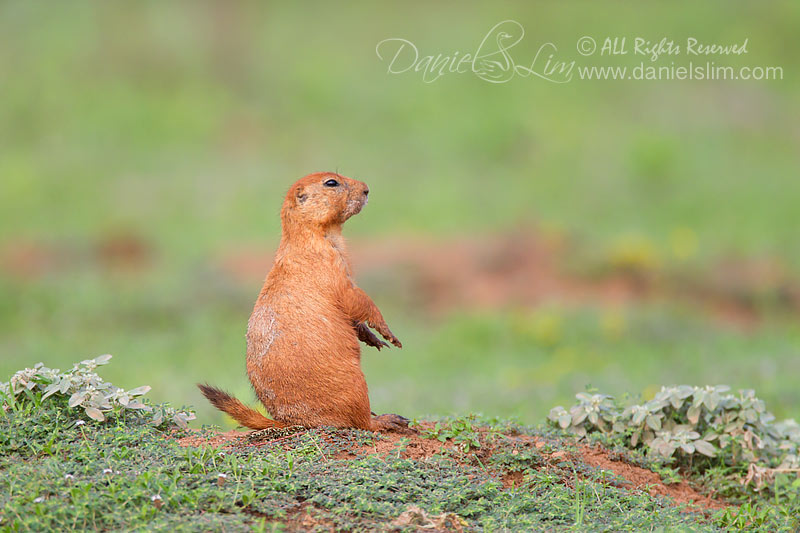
top-left (199, 172), bottom-right (407, 432)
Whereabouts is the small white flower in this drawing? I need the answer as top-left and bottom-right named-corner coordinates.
top-left (103, 468), bottom-right (113, 475)
top-left (33, 497), bottom-right (44, 503)
top-left (75, 420), bottom-right (85, 426)
top-left (217, 473), bottom-right (227, 479)
top-left (64, 474), bottom-right (74, 480)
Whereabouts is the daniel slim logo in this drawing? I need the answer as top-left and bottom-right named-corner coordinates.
top-left (376, 20), bottom-right (575, 84)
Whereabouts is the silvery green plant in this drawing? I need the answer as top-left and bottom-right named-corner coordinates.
top-left (0, 355), bottom-right (195, 428)
top-left (549, 385), bottom-right (800, 477)
top-left (548, 392), bottom-right (616, 438)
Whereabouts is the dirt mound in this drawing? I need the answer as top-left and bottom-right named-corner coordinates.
top-left (176, 429), bottom-right (246, 448)
top-left (175, 425), bottom-right (728, 513)
top-left (578, 446), bottom-right (727, 511)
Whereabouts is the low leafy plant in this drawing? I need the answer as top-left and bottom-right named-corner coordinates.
top-left (712, 496), bottom-right (800, 531)
top-left (0, 355), bottom-right (195, 428)
top-left (549, 385), bottom-right (800, 488)
top-left (416, 414), bottom-right (482, 451)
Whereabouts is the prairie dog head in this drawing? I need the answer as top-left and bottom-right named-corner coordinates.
top-left (282, 172), bottom-right (370, 230)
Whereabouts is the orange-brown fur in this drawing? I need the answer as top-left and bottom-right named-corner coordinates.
top-left (199, 172), bottom-right (407, 432)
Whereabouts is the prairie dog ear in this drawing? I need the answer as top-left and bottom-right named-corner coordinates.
top-left (295, 187), bottom-right (308, 204)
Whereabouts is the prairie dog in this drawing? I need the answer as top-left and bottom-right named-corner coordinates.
top-left (199, 172), bottom-right (407, 432)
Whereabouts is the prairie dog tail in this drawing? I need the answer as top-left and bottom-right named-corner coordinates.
top-left (197, 384), bottom-right (286, 430)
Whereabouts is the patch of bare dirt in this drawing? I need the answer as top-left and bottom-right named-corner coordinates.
top-left (578, 445), bottom-right (727, 511)
top-left (239, 501), bottom-right (337, 533)
top-left (0, 232), bottom-right (152, 278)
top-left (174, 425), bottom-right (729, 513)
top-left (0, 241), bottom-right (64, 279)
top-left (175, 429), bottom-right (247, 448)
top-left (174, 425), bottom-right (449, 459)
top-left (279, 503), bottom-right (337, 533)
top-left (94, 231), bottom-right (151, 270)
top-left (501, 470), bottom-right (524, 489)
top-left (352, 421), bottom-right (453, 460)
top-left (335, 428), bottom-right (451, 461)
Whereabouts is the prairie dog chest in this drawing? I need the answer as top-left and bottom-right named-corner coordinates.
top-left (326, 233), bottom-right (353, 278)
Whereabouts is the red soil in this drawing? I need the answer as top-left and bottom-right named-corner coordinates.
top-left (174, 424), bottom-right (728, 512)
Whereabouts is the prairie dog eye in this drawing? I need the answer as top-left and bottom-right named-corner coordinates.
top-left (323, 178), bottom-right (339, 187)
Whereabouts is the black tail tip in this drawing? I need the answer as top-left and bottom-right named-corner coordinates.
top-left (197, 383), bottom-right (231, 404)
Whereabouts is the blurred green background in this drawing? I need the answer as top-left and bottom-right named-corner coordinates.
top-left (2, 2), bottom-right (798, 427)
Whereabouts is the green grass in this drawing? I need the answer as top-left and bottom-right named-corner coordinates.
top-left (1, 0), bottom-right (799, 483)
top-left (0, 397), bottom-right (724, 532)
top-left (2, 4), bottom-right (799, 530)
top-left (1, 2), bottom-right (798, 259)
top-left (3, 365), bottom-right (799, 531)
top-left (370, 306), bottom-right (800, 423)
top-left (4, 270), bottom-right (799, 427)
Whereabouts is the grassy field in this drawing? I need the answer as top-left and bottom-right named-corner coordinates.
top-left (2, 4), bottom-right (800, 531)
top-left (2, 2), bottom-right (799, 431)
top-left (0, 403), bottom-right (723, 531)
top-left (3, 373), bottom-right (798, 531)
